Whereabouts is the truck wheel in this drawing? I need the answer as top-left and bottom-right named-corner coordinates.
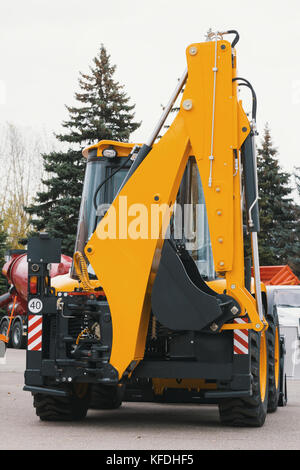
top-left (219, 330), bottom-right (269, 427)
top-left (266, 309), bottom-right (280, 412)
top-left (278, 336), bottom-right (288, 407)
top-left (11, 320), bottom-right (26, 349)
top-left (89, 384), bottom-right (125, 410)
top-left (33, 384), bottom-right (90, 421)
top-left (0, 319), bottom-right (11, 347)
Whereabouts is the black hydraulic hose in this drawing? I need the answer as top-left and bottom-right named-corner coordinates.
top-left (232, 77), bottom-right (257, 122)
top-left (238, 83), bottom-right (257, 121)
top-left (225, 30), bottom-right (240, 48)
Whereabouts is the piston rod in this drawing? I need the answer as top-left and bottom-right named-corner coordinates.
top-left (146, 68), bottom-right (188, 147)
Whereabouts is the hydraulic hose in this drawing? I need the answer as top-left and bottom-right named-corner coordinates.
top-left (73, 251), bottom-right (95, 292)
top-left (233, 77), bottom-right (257, 121)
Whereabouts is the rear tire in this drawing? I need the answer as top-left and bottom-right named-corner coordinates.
top-left (278, 336), bottom-right (288, 407)
top-left (0, 319), bottom-right (11, 347)
top-left (219, 330), bottom-right (269, 427)
top-left (33, 384), bottom-right (90, 421)
top-left (89, 384), bottom-right (125, 410)
top-left (266, 309), bottom-right (280, 412)
top-left (11, 320), bottom-right (26, 349)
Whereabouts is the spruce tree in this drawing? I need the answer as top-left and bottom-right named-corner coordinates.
top-left (255, 124), bottom-right (299, 267)
top-left (26, 45), bottom-right (140, 255)
top-left (290, 167), bottom-right (300, 276)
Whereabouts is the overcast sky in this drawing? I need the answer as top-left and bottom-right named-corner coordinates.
top-left (0, 0), bottom-right (299, 180)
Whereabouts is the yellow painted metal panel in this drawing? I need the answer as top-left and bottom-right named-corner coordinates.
top-left (86, 115), bottom-right (190, 377)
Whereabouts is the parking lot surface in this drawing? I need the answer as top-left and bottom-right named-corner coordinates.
top-left (0, 349), bottom-right (299, 450)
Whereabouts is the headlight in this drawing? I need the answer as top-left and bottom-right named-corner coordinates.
top-left (102, 148), bottom-right (117, 158)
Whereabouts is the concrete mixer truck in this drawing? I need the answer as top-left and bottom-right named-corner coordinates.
top-left (0, 249), bottom-right (72, 349)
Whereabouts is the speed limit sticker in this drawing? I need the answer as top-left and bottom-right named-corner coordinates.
top-left (28, 298), bottom-right (43, 314)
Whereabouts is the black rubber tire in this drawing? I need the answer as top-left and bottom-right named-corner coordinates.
top-left (278, 372), bottom-right (288, 407)
top-left (266, 309), bottom-right (280, 412)
top-left (89, 384), bottom-right (125, 410)
top-left (0, 319), bottom-right (11, 347)
top-left (219, 330), bottom-right (269, 427)
top-left (278, 336), bottom-right (288, 407)
top-left (33, 384), bottom-right (90, 421)
top-left (11, 320), bottom-right (26, 349)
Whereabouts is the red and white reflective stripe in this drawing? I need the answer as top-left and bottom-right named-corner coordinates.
top-left (233, 317), bottom-right (249, 355)
top-left (28, 315), bottom-right (42, 351)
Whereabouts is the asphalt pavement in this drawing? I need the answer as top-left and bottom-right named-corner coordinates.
top-left (0, 349), bottom-right (299, 450)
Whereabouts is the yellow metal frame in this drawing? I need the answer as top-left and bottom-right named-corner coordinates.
top-left (84, 39), bottom-right (266, 380)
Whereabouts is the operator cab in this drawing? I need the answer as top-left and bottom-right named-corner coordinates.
top-left (74, 143), bottom-right (134, 265)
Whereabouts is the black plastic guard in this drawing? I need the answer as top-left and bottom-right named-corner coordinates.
top-left (151, 240), bottom-right (240, 332)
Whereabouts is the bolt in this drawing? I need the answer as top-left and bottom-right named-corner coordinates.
top-left (218, 237), bottom-right (223, 243)
top-left (255, 323), bottom-right (261, 329)
top-left (242, 127), bottom-right (248, 132)
top-left (221, 44), bottom-right (226, 50)
top-left (210, 323), bottom-right (218, 332)
top-left (231, 306), bottom-right (239, 315)
top-left (219, 261), bottom-right (224, 267)
top-left (217, 210), bottom-right (222, 216)
top-left (216, 187), bottom-right (221, 192)
top-left (87, 247), bottom-right (92, 253)
top-left (189, 46), bottom-right (198, 56)
top-left (231, 284), bottom-right (236, 289)
top-left (182, 99), bottom-right (193, 111)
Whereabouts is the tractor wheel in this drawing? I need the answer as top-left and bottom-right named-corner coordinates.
top-left (11, 320), bottom-right (26, 349)
top-left (266, 309), bottom-right (280, 412)
top-left (89, 384), bottom-right (125, 410)
top-left (33, 384), bottom-right (90, 421)
top-left (219, 329), bottom-right (269, 427)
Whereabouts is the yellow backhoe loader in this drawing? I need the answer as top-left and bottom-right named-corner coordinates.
top-left (23, 30), bottom-right (287, 426)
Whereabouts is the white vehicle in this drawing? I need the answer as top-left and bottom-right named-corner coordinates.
top-left (267, 286), bottom-right (300, 380)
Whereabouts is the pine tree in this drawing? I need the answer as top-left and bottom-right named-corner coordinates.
top-left (26, 45), bottom-right (140, 255)
top-left (290, 167), bottom-right (300, 276)
top-left (26, 149), bottom-right (85, 255)
top-left (256, 124), bottom-right (299, 268)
